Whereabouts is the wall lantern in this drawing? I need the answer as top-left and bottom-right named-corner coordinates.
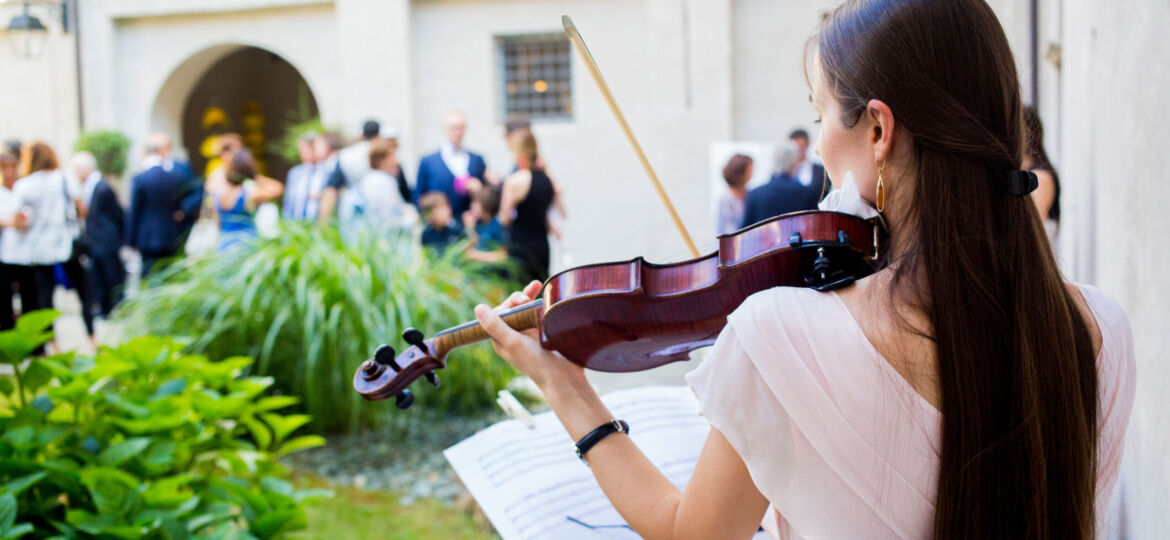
top-left (4, 0), bottom-right (67, 59)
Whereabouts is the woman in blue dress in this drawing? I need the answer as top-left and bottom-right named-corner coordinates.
top-left (210, 149), bottom-right (284, 252)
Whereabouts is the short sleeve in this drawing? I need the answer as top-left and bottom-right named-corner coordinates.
top-left (326, 162), bottom-right (346, 189)
top-left (1077, 285), bottom-right (1137, 533)
top-left (686, 323), bottom-right (800, 502)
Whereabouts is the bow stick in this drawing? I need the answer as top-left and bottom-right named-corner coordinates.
top-left (562, 15), bottom-right (700, 258)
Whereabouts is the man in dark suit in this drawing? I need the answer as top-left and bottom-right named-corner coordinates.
top-left (74, 154), bottom-right (126, 316)
top-left (742, 143), bottom-right (827, 228)
top-left (415, 110), bottom-right (487, 215)
top-left (127, 134), bottom-right (189, 278)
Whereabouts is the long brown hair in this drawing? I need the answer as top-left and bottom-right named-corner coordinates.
top-left (722, 154), bottom-right (753, 189)
top-left (19, 141), bottom-right (59, 177)
top-left (815, 1), bottom-right (1097, 538)
top-left (517, 133), bottom-right (542, 172)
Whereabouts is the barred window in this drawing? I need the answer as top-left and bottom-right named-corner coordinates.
top-left (498, 34), bottom-right (572, 120)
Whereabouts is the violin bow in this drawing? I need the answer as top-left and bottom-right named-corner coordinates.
top-left (562, 15), bottom-right (700, 258)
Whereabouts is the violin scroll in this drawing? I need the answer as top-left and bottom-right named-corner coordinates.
top-left (353, 329), bottom-right (446, 407)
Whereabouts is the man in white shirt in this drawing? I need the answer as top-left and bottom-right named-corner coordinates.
top-left (309, 132), bottom-right (343, 224)
top-left (282, 132), bottom-right (318, 220)
top-left (319, 120), bottom-right (381, 224)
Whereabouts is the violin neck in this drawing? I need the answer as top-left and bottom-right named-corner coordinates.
top-left (431, 299), bottom-right (544, 357)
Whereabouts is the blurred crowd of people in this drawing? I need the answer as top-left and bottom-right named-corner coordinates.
top-left (278, 111), bottom-right (565, 285)
top-left (0, 141), bottom-right (116, 348)
top-left (0, 110), bottom-right (568, 347)
top-left (716, 107), bottom-right (1061, 245)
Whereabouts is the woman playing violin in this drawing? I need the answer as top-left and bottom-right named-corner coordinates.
top-left (473, 0), bottom-right (1135, 538)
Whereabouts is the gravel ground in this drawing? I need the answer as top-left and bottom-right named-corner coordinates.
top-left (281, 411), bottom-right (508, 505)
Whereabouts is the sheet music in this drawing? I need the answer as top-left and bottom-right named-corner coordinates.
top-left (444, 386), bottom-right (772, 540)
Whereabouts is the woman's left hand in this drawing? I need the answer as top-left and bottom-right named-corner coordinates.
top-left (474, 281), bottom-right (589, 392)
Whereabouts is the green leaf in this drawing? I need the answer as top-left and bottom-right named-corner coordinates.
top-left (248, 508), bottom-right (305, 540)
top-left (150, 378), bottom-right (187, 401)
top-left (231, 377), bottom-right (273, 400)
top-left (240, 416), bottom-right (271, 450)
top-left (141, 475), bottom-right (194, 507)
top-left (250, 396), bottom-right (299, 413)
top-left (211, 479), bottom-right (267, 519)
top-left (0, 493), bottom-right (16, 531)
top-left (1, 427), bottom-right (34, 447)
top-left (104, 394), bottom-right (150, 419)
top-left (109, 411), bottom-right (190, 434)
top-left (46, 379), bottom-right (88, 403)
top-left (259, 477), bottom-right (293, 498)
top-left (35, 426), bottom-right (68, 446)
top-left (0, 378), bottom-right (13, 396)
top-left (3, 471), bottom-right (47, 495)
top-left (259, 414), bottom-right (310, 444)
top-left (0, 333), bottom-right (39, 365)
top-left (1, 522), bottom-right (32, 538)
top-left (143, 440), bottom-right (177, 473)
top-left (158, 516), bottom-right (188, 540)
top-left (15, 309), bottom-right (58, 336)
top-left (274, 435), bottom-right (324, 458)
top-left (79, 468), bottom-right (142, 520)
top-left (98, 438), bottom-right (151, 466)
top-left (21, 360), bottom-right (55, 395)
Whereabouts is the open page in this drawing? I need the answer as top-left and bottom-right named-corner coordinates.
top-left (445, 385), bottom-right (771, 539)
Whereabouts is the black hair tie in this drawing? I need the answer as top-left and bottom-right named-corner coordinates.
top-left (1006, 170), bottom-right (1039, 196)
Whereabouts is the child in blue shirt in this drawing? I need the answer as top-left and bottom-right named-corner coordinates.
top-left (461, 188), bottom-right (508, 263)
top-left (419, 191), bottom-right (465, 252)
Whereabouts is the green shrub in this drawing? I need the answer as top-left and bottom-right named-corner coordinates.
top-left (74, 130), bottom-right (131, 177)
top-left (0, 310), bottom-right (328, 539)
top-left (269, 87), bottom-right (330, 164)
top-left (269, 119), bottom-right (327, 165)
top-left (117, 223), bottom-right (519, 433)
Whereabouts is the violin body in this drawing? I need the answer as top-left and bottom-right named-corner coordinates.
top-left (354, 211), bottom-right (882, 407)
top-left (543, 211), bottom-right (877, 372)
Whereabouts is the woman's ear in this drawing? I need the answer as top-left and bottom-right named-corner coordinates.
top-left (866, 99), bottom-right (896, 163)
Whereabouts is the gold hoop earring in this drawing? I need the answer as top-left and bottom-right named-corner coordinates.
top-left (875, 160), bottom-right (886, 213)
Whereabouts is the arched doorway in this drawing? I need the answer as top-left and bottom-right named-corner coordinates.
top-left (151, 45), bottom-right (319, 182)
top-left (181, 47), bottom-right (319, 181)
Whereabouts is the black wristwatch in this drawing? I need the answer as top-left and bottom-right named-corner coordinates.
top-left (575, 419), bottom-right (630, 463)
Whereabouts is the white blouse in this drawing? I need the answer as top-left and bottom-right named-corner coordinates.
top-left (0, 169), bottom-right (80, 265)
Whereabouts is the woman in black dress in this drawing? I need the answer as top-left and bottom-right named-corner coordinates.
top-left (498, 133), bottom-right (556, 284)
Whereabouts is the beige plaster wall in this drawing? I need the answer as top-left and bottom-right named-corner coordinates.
top-left (1060, 0), bottom-right (1170, 536)
top-left (730, 0), bottom-right (839, 143)
top-left (0, 6), bottom-right (79, 158)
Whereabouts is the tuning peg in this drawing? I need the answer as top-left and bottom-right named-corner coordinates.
top-left (424, 371), bottom-right (440, 388)
top-left (395, 390), bottom-right (415, 410)
top-left (402, 328), bottom-right (429, 353)
top-left (374, 344), bottom-right (399, 369)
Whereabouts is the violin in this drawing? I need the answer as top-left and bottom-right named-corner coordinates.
top-left (354, 210), bottom-right (883, 408)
